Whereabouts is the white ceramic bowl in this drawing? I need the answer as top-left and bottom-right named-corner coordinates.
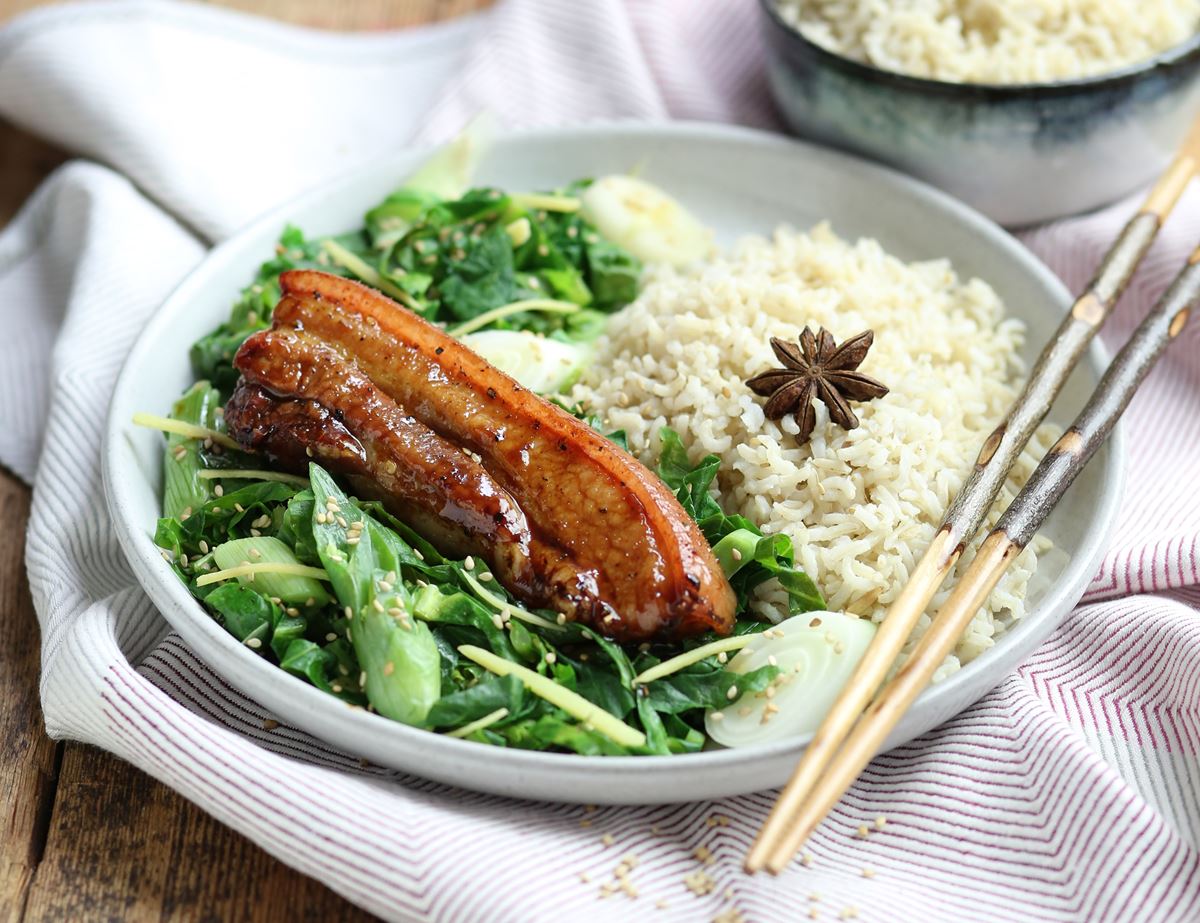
top-left (103, 123), bottom-right (1123, 804)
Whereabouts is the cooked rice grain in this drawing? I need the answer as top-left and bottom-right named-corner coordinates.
top-left (574, 224), bottom-right (1055, 676)
top-left (778, 0), bottom-right (1200, 84)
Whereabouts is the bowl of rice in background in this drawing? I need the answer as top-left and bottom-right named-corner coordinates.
top-left (760, 0), bottom-right (1200, 226)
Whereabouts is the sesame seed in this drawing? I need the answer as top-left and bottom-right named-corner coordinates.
top-left (359, 671), bottom-right (367, 686)
top-left (579, 871), bottom-right (591, 883)
top-left (234, 503), bottom-right (244, 513)
top-left (325, 632), bottom-right (338, 642)
top-left (731, 547), bottom-right (742, 561)
top-left (286, 607), bottom-right (299, 617)
top-left (372, 599), bottom-right (384, 613)
top-left (214, 485), bottom-right (224, 497)
top-left (245, 637), bottom-right (262, 649)
top-left (856, 824), bottom-right (870, 839)
top-left (464, 555), bottom-right (475, 570)
top-left (263, 718), bottom-right (279, 730)
top-left (861, 867), bottom-right (875, 879)
top-left (249, 548), bottom-right (262, 559)
top-left (874, 815), bottom-right (887, 829)
top-left (579, 818), bottom-right (593, 828)
top-left (726, 685), bottom-right (739, 700)
top-left (738, 706), bottom-right (752, 717)
top-left (556, 613), bottom-right (567, 625)
top-left (809, 892), bottom-right (821, 902)
top-left (767, 655), bottom-right (778, 667)
top-left (250, 529), bottom-right (261, 537)
top-left (601, 834), bottom-right (614, 847)
top-left (808, 909), bottom-right (819, 921)
top-left (336, 515), bottom-right (348, 528)
top-left (545, 652), bottom-right (557, 664)
top-left (331, 684), bottom-right (342, 693)
top-left (344, 605), bottom-right (353, 620)
top-left (316, 512), bottom-right (327, 524)
top-left (180, 554), bottom-right (189, 568)
top-left (491, 614), bottom-right (505, 629)
top-left (656, 900), bottom-right (668, 910)
top-left (809, 617), bottom-right (822, 628)
top-left (709, 711), bottom-right (725, 722)
top-left (839, 908), bottom-right (858, 920)
top-left (692, 845), bottom-right (714, 865)
top-left (479, 572), bottom-right (493, 582)
top-left (378, 580), bottom-right (393, 592)
top-left (683, 870), bottom-right (715, 896)
top-left (801, 851), bottom-right (814, 867)
top-left (305, 597), bottom-right (316, 607)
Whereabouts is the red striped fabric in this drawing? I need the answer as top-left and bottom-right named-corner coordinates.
top-left (3, 1), bottom-right (1199, 920)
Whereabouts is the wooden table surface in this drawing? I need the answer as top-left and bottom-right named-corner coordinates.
top-left (0, 2), bottom-right (489, 919)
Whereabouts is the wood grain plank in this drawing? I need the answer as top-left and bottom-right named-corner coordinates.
top-left (0, 470), bottom-right (61, 923)
top-left (23, 744), bottom-right (380, 922)
top-left (0, 122), bottom-right (67, 228)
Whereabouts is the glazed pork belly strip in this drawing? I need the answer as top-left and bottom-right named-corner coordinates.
top-left (229, 269), bottom-right (735, 641)
top-left (229, 328), bottom-right (595, 612)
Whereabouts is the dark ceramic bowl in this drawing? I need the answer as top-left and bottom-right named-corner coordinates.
top-left (760, 0), bottom-right (1200, 226)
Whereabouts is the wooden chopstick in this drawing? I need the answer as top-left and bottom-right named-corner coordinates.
top-left (744, 117), bottom-right (1200, 875)
top-left (757, 243), bottom-right (1200, 872)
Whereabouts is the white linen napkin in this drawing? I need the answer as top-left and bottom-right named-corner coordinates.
top-left (2, 2), bottom-right (1199, 921)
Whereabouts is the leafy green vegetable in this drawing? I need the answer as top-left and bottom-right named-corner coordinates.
top-left (162, 382), bottom-right (220, 519)
top-left (210, 536), bottom-right (331, 606)
top-left (189, 226), bottom-right (368, 394)
top-left (425, 674), bottom-right (525, 729)
top-left (308, 465), bottom-right (441, 725)
top-left (657, 428), bottom-right (824, 615)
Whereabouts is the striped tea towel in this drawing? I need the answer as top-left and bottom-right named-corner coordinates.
top-left (1, 1), bottom-right (1198, 920)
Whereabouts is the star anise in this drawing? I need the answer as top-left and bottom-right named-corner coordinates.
top-left (745, 327), bottom-right (889, 442)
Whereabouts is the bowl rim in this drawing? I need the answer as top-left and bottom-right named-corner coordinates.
top-left (759, 0), bottom-right (1200, 99)
top-left (102, 120), bottom-right (1124, 796)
